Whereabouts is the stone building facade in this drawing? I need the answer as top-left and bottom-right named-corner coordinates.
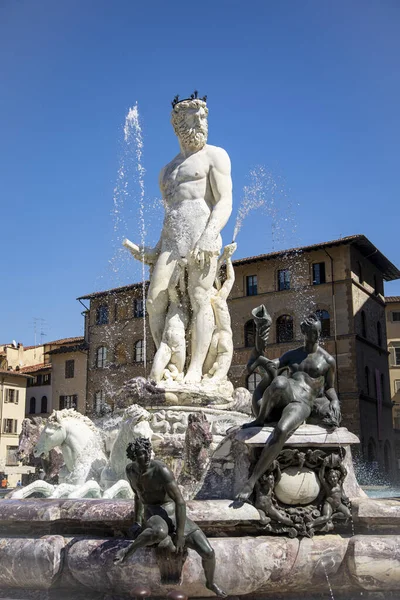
top-left (386, 296), bottom-right (400, 471)
top-left (78, 234), bottom-right (399, 478)
top-left (0, 370), bottom-right (35, 487)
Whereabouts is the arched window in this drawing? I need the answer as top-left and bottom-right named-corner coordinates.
top-left (41, 396), bottom-right (47, 413)
top-left (316, 309), bottom-right (330, 337)
top-left (361, 311), bottom-right (367, 338)
top-left (247, 372), bottom-right (262, 394)
top-left (29, 397), bottom-right (36, 414)
top-left (377, 321), bottom-right (382, 347)
top-left (244, 320), bottom-right (256, 348)
top-left (365, 366), bottom-right (370, 396)
top-left (134, 340), bottom-right (144, 363)
top-left (357, 261), bottom-right (363, 284)
top-left (384, 441), bottom-right (391, 473)
top-left (96, 346), bottom-right (108, 368)
top-left (276, 315), bottom-right (293, 343)
top-left (115, 343), bottom-right (128, 365)
top-left (367, 438), bottom-right (376, 463)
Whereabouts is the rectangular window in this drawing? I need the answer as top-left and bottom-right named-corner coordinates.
top-left (2, 419), bottom-right (17, 434)
top-left (6, 389), bottom-right (19, 404)
top-left (312, 262), bottom-right (326, 285)
top-left (6, 446), bottom-right (19, 466)
top-left (392, 312), bottom-right (400, 322)
top-left (65, 359), bottom-right (75, 379)
top-left (246, 275), bottom-right (258, 296)
top-left (36, 374), bottom-right (43, 386)
top-left (60, 395), bottom-right (78, 410)
top-left (133, 299), bottom-right (145, 318)
top-left (395, 348), bottom-right (400, 366)
top-left (395, 380), bottom-right (400, 394)
top-left (96, 305), bottom-right (109, 325)
top-left (43, 373), bottom-right (51, 385)
top-left (278, 269), bottom-right (291, 291)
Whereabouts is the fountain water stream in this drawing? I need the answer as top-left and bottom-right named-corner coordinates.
top-left (123, 104), bottom-right (148, 370)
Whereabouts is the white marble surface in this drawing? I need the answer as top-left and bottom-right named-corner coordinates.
top-left (124, 98), bottom-right (234, 387)
top-left (275, 466), bottom-right (321, 505)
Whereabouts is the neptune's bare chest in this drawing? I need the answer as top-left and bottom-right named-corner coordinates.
top-left (162, 152), bottom-right (209, 190)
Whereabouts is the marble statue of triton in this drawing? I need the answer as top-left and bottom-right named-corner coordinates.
top-left (124, 92), bottom-right (233, 384)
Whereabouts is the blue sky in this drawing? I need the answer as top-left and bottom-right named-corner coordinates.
top-left (1, 0), bottom-right (399, 345)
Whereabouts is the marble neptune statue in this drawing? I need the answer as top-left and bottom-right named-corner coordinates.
top-left (124, 92), bottom-right (233, 385)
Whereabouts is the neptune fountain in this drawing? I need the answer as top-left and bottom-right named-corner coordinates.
top-left (1, 92), bottom-right (400, 599)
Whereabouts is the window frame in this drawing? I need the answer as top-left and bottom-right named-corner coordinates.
top-left (96, 346), bottom-right (108, 368)
top-left (6, 388), bottom-right (19, 404)
top-left (133, 298), bottom-right (145, 318)
top-left (315, 309), bottom-right (330, 338)
top-left (41, 396), bottom-right (48, 413)
top-left (29, 397), bottom-right (36, 415)
top-left (246, 275), bottom-right (258, 297)
top-left (3, 419), bottom-right (17, 434)
top-left (244, 320), bottom-right (256, 348)
top-left (59, 395), bottom-right (78, 410)
top-left (134, 339), bottom-right (145, 363)
top-left (65, 359), bottom-right (75, 379)
top-left (312, 262), bottom-right (326, 285)
top-left (277, 269), bottom-right (291, 291)
top-left (96, 304), bottom-right (109, 326)
top-left (395, 347), bottom-right (400, 366)
top-left (276, 314), bottom-right (294, 343)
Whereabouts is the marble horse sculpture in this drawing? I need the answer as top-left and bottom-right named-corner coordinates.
top-left (17, 417), bottom-right (63, 483)
top-left (33, 409), bottom-right (108, 486)
top-left (237, 308), bottom-right (342, 501)
top-left (123, 91), bottom-right (233, 386)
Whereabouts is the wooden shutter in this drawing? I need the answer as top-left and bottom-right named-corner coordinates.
top-left (13, 420), bottom-right (18, 434)
top-left (4, 390), bottom-right (9, 403)
top-left (389, 347), bottom-right (396, 366)
top-left (15, 390), bottom-right (19, 405)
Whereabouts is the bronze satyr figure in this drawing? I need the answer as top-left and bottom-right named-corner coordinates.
top-left (113, 437), bottom-right (226, 597)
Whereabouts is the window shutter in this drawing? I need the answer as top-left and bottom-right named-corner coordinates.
top-left (389, 347), bottom-right (396, 366)
top-left (4, 390), bottom-right (9, 403)
top-left (13, 420), bottom-right (17, 434)
top-left (73, 395), bottom-right (78, 409)
top-left (2, 419), bottom-right (5, 433)
top-left (15, 390), bottom-right (19, 405)
top-left (60, 395), bottom-right (65, 410)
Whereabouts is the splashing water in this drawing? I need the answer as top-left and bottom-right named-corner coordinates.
top-left (124, 104), bottom-right (147, 368)
top-left (232, 166), bottom-right (280, 247)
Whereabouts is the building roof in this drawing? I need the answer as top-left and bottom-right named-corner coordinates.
top-left (77, 282), bottom-right (149, 301)
top-left (19, 363), bottom-right (52, 374)
top-left (232, 234), bottom-right (400, 281)
top-left (386, 296), bottom-right (400, 303)
top-left (0, 369), bottom-right (31, 379)
top-left (46, 342), bottom-right (88, 355)
top-left (45, 336), bottom-right (84, 346)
